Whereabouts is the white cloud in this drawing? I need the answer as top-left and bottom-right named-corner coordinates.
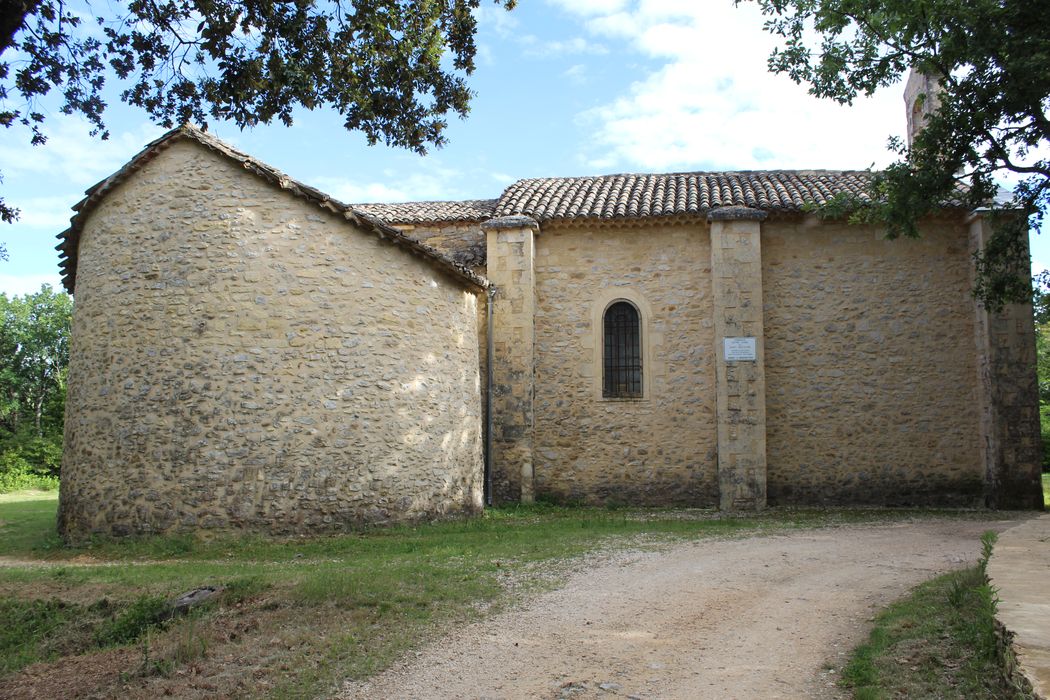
top-left (0, 273), bottom-right (64, 298)
top-left (564, 64), bottom-right (589, 84)
top-left (475, 4), bottom-right (520, 38)
top-left (314, 179), bottom-right (410, 204)
top-left (489, 171), bottom-right (516, 185)
top-left (11, 195), bottom-right (79, 229)
top-left (476, 43), bottom-right (496, 67)
top-left (520, 36), bottom-right (608, 58)
top-left (555, 0), bottom-right (905, 172)
top-left (0, 117), bottom-right (165, 188)
top-left (314, 164), bottom-right (466, 204)
top-left (546, 0), bottom-right (628, 16)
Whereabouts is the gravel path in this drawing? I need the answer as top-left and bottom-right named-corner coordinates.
top-left (342, 518), bottom-right (1021, 700)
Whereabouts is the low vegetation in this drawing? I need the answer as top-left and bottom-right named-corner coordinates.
top-left (0, 491), bottom-right (1009, 698)
top-left (840, 532), bottom-right (1031, 700)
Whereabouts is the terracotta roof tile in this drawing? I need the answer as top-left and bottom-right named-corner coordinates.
top-left (494, 170), bottom-right (877, 221)
top-left (353, 199), bottom-right (497, 224)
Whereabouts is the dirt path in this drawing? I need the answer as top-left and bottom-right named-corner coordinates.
top-left (342, 518), bottom-right (1022, 700)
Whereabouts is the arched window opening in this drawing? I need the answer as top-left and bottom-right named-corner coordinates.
top-left (603, 301), bottom-right (642, 398)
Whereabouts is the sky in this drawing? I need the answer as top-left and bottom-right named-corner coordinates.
top-left (0, 0), bottom-right (1045, 297)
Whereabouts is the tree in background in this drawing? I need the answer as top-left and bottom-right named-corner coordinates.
top-left (744, 0), bottom-right (1050, 308)
top-left (0, 284), bottom-right (72, 490)
top-left (0, 0), bottom-right (515, 223)
top-left (1034, 287), bottom-right (1050, 469)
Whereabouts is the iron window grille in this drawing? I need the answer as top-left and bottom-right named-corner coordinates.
top-left (603, 301), bottom-right (642, 398)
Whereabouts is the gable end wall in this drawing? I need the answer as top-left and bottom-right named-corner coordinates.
top-left (58, 140), bottom-right (483, 537)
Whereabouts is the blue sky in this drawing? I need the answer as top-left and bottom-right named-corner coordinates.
top-left (0, 0), bottom-right (1045, 296)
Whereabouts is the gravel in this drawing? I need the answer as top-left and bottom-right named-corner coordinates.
top-left (342, 518), bottom-right (1021, 700)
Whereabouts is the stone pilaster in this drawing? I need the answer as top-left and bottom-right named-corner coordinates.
top-left (969, 213), bottom-right (1044, 509)
top-left (484, 215), bottom-right (539, 504)
top-left (708, 207), bottom-right (768, 511)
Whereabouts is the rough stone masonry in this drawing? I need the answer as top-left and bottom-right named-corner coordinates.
top-left (55, 111), bottom-right (1044, 539)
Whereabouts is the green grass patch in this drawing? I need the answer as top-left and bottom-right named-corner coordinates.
top-left (0, 594), bottom-right (177, 674)
top-left (0, 492), bottom-right (1012, 697)
top-left (1043, 473), bottom-right (1049, 508)
top-left (0, 598), bottom-right (83, 674)
top-left (94, 595), bottom-right (171, 647)
top-left (0, 489), bottom-right (62, 554)
top-left (841, 532), bottom-right (1028, 700)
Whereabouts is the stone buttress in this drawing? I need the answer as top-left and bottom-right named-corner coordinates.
top-left (708, 207), bottom-right (769, 510)
top-left (969, 213), bottom-right (1044, 509)
top-left (483, 216), bottom-right (539, 503)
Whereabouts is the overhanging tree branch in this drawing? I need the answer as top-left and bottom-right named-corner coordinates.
top-left (0, 0), bottom-right (516, 223)
top-left (743, 0), bottom-right (1050, 308)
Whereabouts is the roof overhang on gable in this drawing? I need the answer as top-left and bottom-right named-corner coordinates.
top-left (55, 125), bottom-right (488, 295)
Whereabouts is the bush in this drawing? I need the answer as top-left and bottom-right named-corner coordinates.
top-left (1041, 404), bottom-right (1050, 471)
top-left (0, 453), bottom-right (59, 493)
top-left (0, 428), bottom-right (63, 492)
top-left (11, 434), bottom-right (62, 477)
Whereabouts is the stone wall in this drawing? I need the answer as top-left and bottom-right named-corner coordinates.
top-left (762, 216), bottom-right (984, 505)
top-left (397, 221), bottom-right (489, 454)
top-left (531, 221), bottom-right (718, 505)
top-left (489, 212), bottom-right (1034, 509)
top-left (969, 215), bottom-right (1044, 509)
top-left (58, 140), bottom-right (484, 538)
top-left (393, 222), bottom-right (486, 270)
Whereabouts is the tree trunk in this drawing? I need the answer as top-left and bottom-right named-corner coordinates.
top-left (33, 392), bottom-right (43, 437)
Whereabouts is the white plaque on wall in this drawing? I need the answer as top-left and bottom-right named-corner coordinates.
top-left (723, 337), bottom-right (757, 362)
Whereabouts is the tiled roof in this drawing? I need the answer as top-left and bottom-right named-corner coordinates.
top-left (494, 171), bottom-right (877, 221)
top-left (56, 125), bottom-right (487, 294)
top-left (354, 199), bottom-right (497, 224)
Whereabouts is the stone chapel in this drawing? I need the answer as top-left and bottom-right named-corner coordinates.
top-left (55, 73), bottom-right (1044, 538)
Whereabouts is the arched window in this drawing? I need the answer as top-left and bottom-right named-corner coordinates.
top-left (603, 301), bottom-right (642, 398)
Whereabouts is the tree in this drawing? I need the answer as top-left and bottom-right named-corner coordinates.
top-left (743, 0), bottom-right (1050, 308)
top-left (0, 0), bottom-right (515, 222)
top-left (0, 284), bottom-right (72, 438)
top-left (0, 284), bottom-right (70, 485)
top-left (1033, 286), bottom-right (1050, 468)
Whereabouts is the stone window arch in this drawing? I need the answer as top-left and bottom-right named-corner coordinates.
top-left (603, 300), bottom-right (643, 398)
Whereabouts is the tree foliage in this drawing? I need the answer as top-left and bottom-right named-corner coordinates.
top-left (1033, 287), bottom-right (1050, 468)
top-left (0, 285), bottom-right (71, 486)
top-left (745, 0), bottom-right (1050, 308)
top-left (0, 0), bottom-right (515, 222)
top-left (0, 284), bottom-right (71, 438)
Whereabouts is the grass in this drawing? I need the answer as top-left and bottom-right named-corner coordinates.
top-left (840, 532), bottom-right (1030, 700)
top-left (0, 489), bottom-right (62, 554)
top-left (0, 491), bottom-right (1012, 698)
top-left (1043, 472), bottom-right (1049, 508)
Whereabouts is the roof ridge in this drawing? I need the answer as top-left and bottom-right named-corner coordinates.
top-left (507, 168), bottom-right (877, 184)
top-left (355, 197), bottom-right (498, 206)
